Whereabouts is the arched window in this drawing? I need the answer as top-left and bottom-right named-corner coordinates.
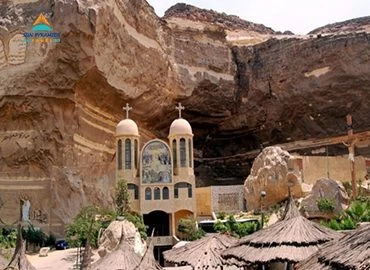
top-left (163, 187), bottom-right (169, 200)
top-left (180, 138), bottom-right (186, 167)
top-left (188, 184), bottom-right (192, 198)
top-left (117, 139), bottom-right (122, 170)
top-left (125, 139), bottom-right (131, 169)
top-left (134, 140), bottom-right (138, 169)
top-left (188, 139), bottom-right (192, 168)
top-left (172, 139), bottom-right (177, 169)
top-left (154, 187), bottom-right (161, 200)
top-left (128, 184), bottom-right (139, 200)
top-left (174, 182), bottom-right (192, 198)
top-left (145, 187), bottom-right (152, 200)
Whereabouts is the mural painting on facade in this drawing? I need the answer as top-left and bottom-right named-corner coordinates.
top-left (142, 140), bottom-right (172, 184)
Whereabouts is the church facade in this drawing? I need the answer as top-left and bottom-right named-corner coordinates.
top-left (115, 103), bottom-right (196, 246)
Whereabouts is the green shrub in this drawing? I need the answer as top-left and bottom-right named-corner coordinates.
top-left (322, 199), bottom-right (370, 230)
top-left (0, 228), bottom-right (17, 249)
top-left (343, 182), bottom-right (352, 197)
top-left (177, 218), bottom-right (205, 241)
top-left (45, 234), bottom-right (56, 247)
top-left (213, 215), bottom-right (259, 237)
top-left (317, 198), bottom-right (335, 213)
top-left (217, 212), bottom-right (227, 220)
top-left (66, 205), bottom-right (115, 248)
top-left (22, 225), bottom-right (47, 247)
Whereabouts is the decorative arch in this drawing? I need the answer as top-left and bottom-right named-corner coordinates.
top-left (162, 187), bottom-right (169, 200)
top-left (145, 187), bottom-right (152, 200)
top-left (174, 182), bottom-right (192, 198)
top-left (117, 139), bottom-right (122, 170)
top-left (175, 209), bottom-right (194, 238)
top-left (127, 183), bottom-right (139, 200)
top-left (188, 138), bottom-right (192, 168)
top-left (125, 139), bottom-right (131, 169)
top-left (154, 187), bottom-right (161, 200)
top-left (134, 139), bottom-right (138, 169)
top-left (8, 33), bottom-right (26, 65)
top-left (172, 139), bottom-right (177, 169)
top-left (141, 139), bottom-right (172, 184)
top-left (180, 138), bottom-right (186, 167)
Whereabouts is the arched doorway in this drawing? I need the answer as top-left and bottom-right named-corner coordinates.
top-left (174, 209), bottom-right (194, 237)
top-left (143, 210), bottom-right (170, 236)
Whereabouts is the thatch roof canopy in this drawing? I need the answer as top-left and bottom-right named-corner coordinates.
top-left (91, 230), bottom-right (141, 270)
top-left (135, 237), bottom-right (162, 270)
top-left (223, 197), bottom-right (341, 265)
top-left (163, 233), bottom-right (237, 269)
top-left (296, 222), bottom-right (370, 270)
top-left (4, 226), bottom-right (36, 270)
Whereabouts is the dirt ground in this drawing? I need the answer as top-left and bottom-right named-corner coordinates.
top-left (27, 248), bottom-right (99, 270)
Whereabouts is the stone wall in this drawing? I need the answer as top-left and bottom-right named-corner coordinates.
top-left (196, 185), bottom-right (244, 217)
top-left (211, 185), bottom-right (245, 213)
top-left (195, 187), bottom-right (212, 216)
top-left (0, 177), bottom-right (64, 235)
top-left (299, 155), bottom-right (367, 184)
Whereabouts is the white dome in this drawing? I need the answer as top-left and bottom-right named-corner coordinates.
top-left (116, 119), bottom-right (139, 136)
top-left (169, 118), bottom-right (193, 136)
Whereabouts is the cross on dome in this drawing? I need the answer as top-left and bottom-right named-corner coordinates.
top-left (175, 102), bottom-right (185, 118)
top-left (123, 103), bottom-right (132, 119)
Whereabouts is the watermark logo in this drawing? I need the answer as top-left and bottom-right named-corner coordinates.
top-left (23, 13), bottom-right (60, 43)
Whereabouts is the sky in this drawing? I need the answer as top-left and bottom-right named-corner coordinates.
top-left (146, 0), bottom-right (370, 34)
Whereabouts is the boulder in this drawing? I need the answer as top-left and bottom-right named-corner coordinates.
top-left (244, 146), bottom-right (303, 210)
top-left (97, 219), bottom-right (146, 258)
top-left (301, 178), bottom-right (349, 218)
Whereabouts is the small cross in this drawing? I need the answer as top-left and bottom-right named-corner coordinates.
top-left (123, 103), bottom-right (132, 119)
top-left (175, 102), bottom-right (185, 118)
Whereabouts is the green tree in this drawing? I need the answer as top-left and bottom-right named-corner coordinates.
top-left (66, 205), bottom-right (114, 248)
top-left (124, 212), bottom-right (148, 240)
top-left (116, 179), bottom-right (130, 216)
top-left (177, 218), bottom-right (205, 241)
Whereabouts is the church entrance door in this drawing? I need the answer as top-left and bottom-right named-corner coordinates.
top-left (144, 210), bottom-right (170, 236)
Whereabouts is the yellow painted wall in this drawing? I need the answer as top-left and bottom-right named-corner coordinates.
top-left (301, 156), bottom-right (367, 185)
top-left (195, 187), bottom-right (212, 216)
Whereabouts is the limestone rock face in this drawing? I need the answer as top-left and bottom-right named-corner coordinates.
top-left (97, 219), bottom-right (146, 258)
top-left (244, 147), bottom-right (303, 210)
top-left (309, 16), bottom-right (370, 35)
top-left (301, 178), bottom-right (350, 218)
top-left (0, 0), bottom-right (369, 230)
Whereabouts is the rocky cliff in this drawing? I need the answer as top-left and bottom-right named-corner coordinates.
top-left (0, 0), bottom-right (369, 228)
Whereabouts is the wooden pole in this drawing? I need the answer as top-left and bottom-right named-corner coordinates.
top-left (346, 114), bottom-right (357, 199)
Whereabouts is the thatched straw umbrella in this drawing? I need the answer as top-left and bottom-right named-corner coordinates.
top-left (135, 237), bottom-right (162, 270)
top-left (163, 233), bottom-right (237, 269)
top-left (91, 229), bottom-right (141, 270)
top-left (296, 222), bottom-right (370, 270)
top-left (223, 197), bottom-right (341, 268)
top-left (4, 226), bottom-right (36, 270)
